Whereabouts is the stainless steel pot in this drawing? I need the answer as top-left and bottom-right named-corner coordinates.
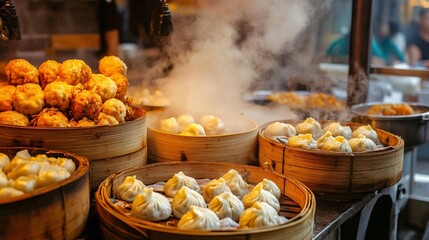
top-left (351, 102), bottom-right (429, 148)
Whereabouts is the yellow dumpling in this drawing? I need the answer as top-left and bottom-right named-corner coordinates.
top-left (287, 134), bottom-right (317, 150)
top-left (180, 123), bottom-right (206, 136)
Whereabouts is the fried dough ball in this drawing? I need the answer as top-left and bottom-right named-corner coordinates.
top-left (101, 98), bottom-right (126, 123)
top-left (31, 108), bottom-right (69, 127)
top-left (4, 59), bottom-right (39, 86)
top-left (12, 83), bottom-right (45, 115)
top-left (0, 85), bottom-right (16, 111)
top-left (70, 90), bottom-right (102, 120)
top-left (85, 74), bottom-right (117, 102)
top-left (69, 118), bottom-right (96, 127)
top-left (0, 111), bottom-right (29, 126)
top-left (59, 59), bottom-right (92, 86)
top-left (38, 60), bottom-right (61, 88)
top-left (96, 112), bottom-right (119, 126)
top-left (44, 81), bottom-right (74, 112)
top-left (99, 55), bottom-right (127, 76)
top-left (109, 73), bottom-right (129, 99)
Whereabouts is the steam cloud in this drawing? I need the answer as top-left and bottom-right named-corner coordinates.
top-left (153, 0), bottom-right (314, 124)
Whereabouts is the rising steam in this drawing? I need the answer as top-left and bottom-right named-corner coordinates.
top-left (153, 0), bottom-right (314, 124)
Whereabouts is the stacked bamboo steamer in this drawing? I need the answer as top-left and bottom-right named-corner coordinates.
top-left (96, 162), bottom-right (316, 240)
top-left (0, 147), bottom-right (90, 240)
top-left (258, 121), bottom-right (404, 200)
top-left (147, 111), bottom-right (259, 164)
top-left (0, 57), bottom-right (147, 190)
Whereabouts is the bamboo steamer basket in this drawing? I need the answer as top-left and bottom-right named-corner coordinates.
top-left (96, 162), bottom-right (316, 240)
top-left (0, 107), bottom-right (147, 189)
top-left (258, 122), bottom-right (404, 200)
top-left (0, 147), bottom-right (90, 240)
top-left (147, 111), bottom-right (259, 164)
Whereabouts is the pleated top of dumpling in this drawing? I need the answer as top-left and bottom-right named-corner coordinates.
top-left (287, 134), bottom-right (318, 150)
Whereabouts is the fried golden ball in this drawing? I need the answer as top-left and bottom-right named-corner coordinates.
top-left (70, 90), bottom-right (102, 120)
top-left (0, 85), bottom-right (16, 111)
top-left (38, 60), bottom-right (61, 88)
top-left (43, 81), bottom-right (74, 112)
top-left (4, 59), bottom-right (39, 86)
top-left (109, 73), bottom-right (129, 99)
top-left (96, 112), bottom-right (119, 126)
top-left (69, 118), bottom-right (96, 127)
top-left (31, 108), bottom-right (69, 127)
top-left (0, 111), bottom-right (29, 126)
top-left (101, 98), bottom-right (126, 123)
top-left (12, 83), bottom-right (45, 115)
top-left (99, 55), bottom-right (127, 76)
top-left (59, 59), bottom-right (92, 86)
top-left (85, 74), bottom-right (117, 102)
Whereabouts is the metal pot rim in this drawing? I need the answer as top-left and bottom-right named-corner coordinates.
top-left (351, 102), bottom-right (429, 121)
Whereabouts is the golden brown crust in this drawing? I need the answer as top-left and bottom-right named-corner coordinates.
top-left (0, 111), bottom-right (29, 126)
top-left (366, 104), bottom-right (415, 116)
top-left (44, 81), bottom-right (74, 112)
top-left (109, 73), bottom-right (129, 99)
top-left (31, 108), bottom-right (69, 127)
top-left (85, 74), bottom-right (117, 102)
top-left (4, 59), bottom-right (39, 86)
top-left (59, 59), bottom-right (92, 86)
top-left (38, 60), bottom-right (61, 89)
top-left (69, 117), bottom-right (96, 127)
top-left (101, 98), bottom-right (126, 123)
top-left (99, 55), bottom-right (127, 76)
top-left (70, 90), bottom-right (102, 120)
top-left (0, 85), bottom-right (16, 111)
top-left (12, 83), bottom-right (45, 115)
top-left (96, 112), bottom-right (119, 126)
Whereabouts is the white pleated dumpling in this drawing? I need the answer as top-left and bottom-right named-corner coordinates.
top-left (55, 157), bottom-right (76, 174)
top-left (323, 122), bottom-right (352, 139)
top-left (202, 177), bottom-right (231, 203)
top-left (316, 131), bottom-right (335, 149)
top-left (200, 115), bottom-right (225, 135)
top-left (287, 134), bottom-right (318, 150)
top-left (172, 186), bottom-right (206, 219)
top-left (164, 171), bottom-right (200, 198)
top-left (116, 175), bottom-right (145, 202)
top-left (37, 165), bottom-right (71, 187)
top-left (239, 202), bottom-right (282, 228)
top-left (176, 114), bottom-right (195, 132)
top-left (208, 192), bottom-right (244, 222)
top-left (295, 117), bottom-right (323, 139)
top-left (6, 162), bottom-right (41, 180)
top-left (177, 206), bottom-right (220, 231)
top-left (348, 134), bottom-right (377, 152)
top-left (0, 153), bottom-right (10, 170)
top-left (159, 117), bottom-right (180, 134)
top-left (0, 187), bottom-right (24, 199)
top-left (221, 169), bottom-right (249, 198)
top-left (255, 178), bottom-right (281, 199)
top-left (264, 122), bottom-right (296, 139)
top-left (7, 175), bottom-right (38, 193)
top-left (180, 123), bottom-right (206, 136)
top-left (352, 125), bottom-right (379, 143)
top-left (321, 136), bottom-right (352, 153)
top-left (131, 188), bottom-right (172, 221)
top-left (0, 170), bottom-right (7, 187)
top-left (242, 184), bottom-right (280, 212)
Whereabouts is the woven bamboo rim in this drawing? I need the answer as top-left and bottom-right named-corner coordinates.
top-left (96, 162), bottom-right (316, 240)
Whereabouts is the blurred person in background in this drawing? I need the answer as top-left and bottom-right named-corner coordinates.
top-left (407, 8), bottom-right (429, 67)
top-left (98, 0), bottom-right (121, 56)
